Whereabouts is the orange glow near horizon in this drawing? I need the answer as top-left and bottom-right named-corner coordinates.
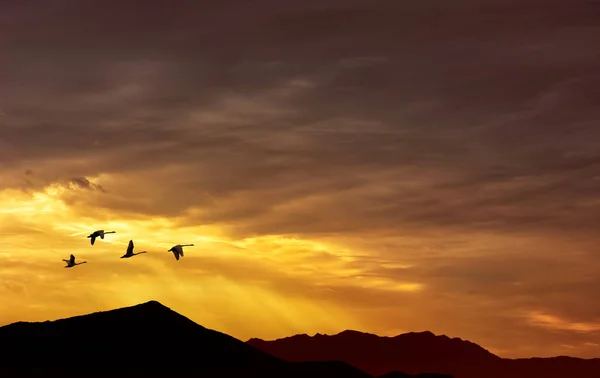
top-left (0, 183), bottom-right (382, 341)
top-left (1, 180), bottom-right (598, 359)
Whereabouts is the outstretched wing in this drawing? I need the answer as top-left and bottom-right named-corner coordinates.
top-left (178, 245), bottom-right (184, 257)
top-left (90, 235), bottom-right (96, 245)
top-left (127, 240), bottom-right (134, 255)
top-left (173, 250), bottom-right (180, 260)
top-left (99, 230), bottom-right (105, 239)
top-left (69, 254), bottom-right (75, 264)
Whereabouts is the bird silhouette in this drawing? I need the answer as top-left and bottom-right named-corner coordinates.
top-left (63, 254), bottom-right (87, 268)
top-left (121, 240), bottom-right (147, 259)
top-left (168, 244), bottom-right (194, 260)
top-left (87, 230), bottom-right (116, 245)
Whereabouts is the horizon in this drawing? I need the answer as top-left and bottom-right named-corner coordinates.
top-left (0, 298), bottom-right (596, 361)
top-left (0, 299), bottom-right (556, 359)
top-left (1, 0), bottom-right (599, 360)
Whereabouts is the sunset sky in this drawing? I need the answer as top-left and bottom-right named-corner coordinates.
top-left (1, 0), bottom-right (599, 359)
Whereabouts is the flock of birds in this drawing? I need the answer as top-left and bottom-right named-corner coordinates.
top-left (62, 229), bottom-right (194, 268)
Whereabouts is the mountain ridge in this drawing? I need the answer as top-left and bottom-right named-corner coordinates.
top-left (248, 328), bottom-right (600, 362)
top-left (5, 300), bottom-right (184, 326)
top-left (247, 329), bottom-right (600, 378)
top-left (250, 329), bottom-right (498, 358)
top-left (4, 300), bottom-right (599, 377)
top-left (0, 300), bottom-right (284, 377)
top-left (0, 300), bottom-right (445, 378)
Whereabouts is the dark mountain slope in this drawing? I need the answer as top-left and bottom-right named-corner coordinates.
top-left (248, 330), bottom-right (600, 378)
top-left (248, 330), bottom-right (498, 376)
top-left (0, 301), bottom-right (370, 378)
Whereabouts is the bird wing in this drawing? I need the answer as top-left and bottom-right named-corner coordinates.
top-left (99, 230), bottom-right (105, 239)
top-left (179, 246), bottom-right (184, 257)
top-left (173, 250), bottom-right (180, 260)
top-left (69, 254), bottom-right (75, 264)
top-left (127, 240), bottom-right (134, 255)
top-left (90, 236), bottom-right (96, 245)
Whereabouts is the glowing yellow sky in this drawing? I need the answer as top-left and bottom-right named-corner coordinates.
top-left (0, 182), bottom-right (413, 339)
top-left (1, 179), bottom-right (599, 359)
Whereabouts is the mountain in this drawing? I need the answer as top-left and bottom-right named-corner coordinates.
top-left (248, 330), bottom-right (498, 377)
top-left (0, 301), bottom-right (373, 378)
top-left (247, 330), bottom-right (600, 378)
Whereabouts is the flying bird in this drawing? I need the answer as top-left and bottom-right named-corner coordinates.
top-left (63, 254), bottom-right (87, 268)
top-left (87, 230), bottom-right (116, 245)
top-left (121, 240), bottom-right (147, 259)
top-left (168, 244), bottom-right (194, 261)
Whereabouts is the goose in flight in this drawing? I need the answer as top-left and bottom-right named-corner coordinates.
top-left (87, 230), bottom-right (116, 245)
top-left (121, 240), bottom-right (147, 259)
top-left (168, 244), bottom-right (194, 261)
top-left (63, 254), bottom-right (87, 268)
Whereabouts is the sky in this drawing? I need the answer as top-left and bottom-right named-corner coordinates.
top-left (1, 0), bottom-right (599, 359)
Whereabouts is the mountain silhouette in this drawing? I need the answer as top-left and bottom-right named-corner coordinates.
top-left (247, 330), bottom-right (600, 378)
top-left (0, 301), bottom-right (373, 378)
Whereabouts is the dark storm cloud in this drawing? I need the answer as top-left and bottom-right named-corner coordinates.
top-left (68, 177), bottom-right (106, 192)
top-left (2, 0), bottom-right (598, 237)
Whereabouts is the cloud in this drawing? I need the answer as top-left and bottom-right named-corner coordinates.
top-left (524, 311), bottom-right (600, 333)
top-left (67, 177), bottom-right (106, 192)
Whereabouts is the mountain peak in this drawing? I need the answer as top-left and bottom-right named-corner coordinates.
top-left (138, 299), bottom-right (165, 306)
top-left (338, 329), bottom-right (378, 337)
top-left (0, 300), bottom-right (283, 376)
top-left (127, 299), bottom-right (172, 311)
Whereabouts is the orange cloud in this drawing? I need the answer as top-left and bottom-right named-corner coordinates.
top-left (524, 311), bottom-right (600, 333)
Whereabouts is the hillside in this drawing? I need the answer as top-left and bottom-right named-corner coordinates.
top-left (0, 301), bottom-right (445, 378)
top-left (248, 330), bottom-right (600, 378)
top-left (0, 301), bottom-right (366, 377)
